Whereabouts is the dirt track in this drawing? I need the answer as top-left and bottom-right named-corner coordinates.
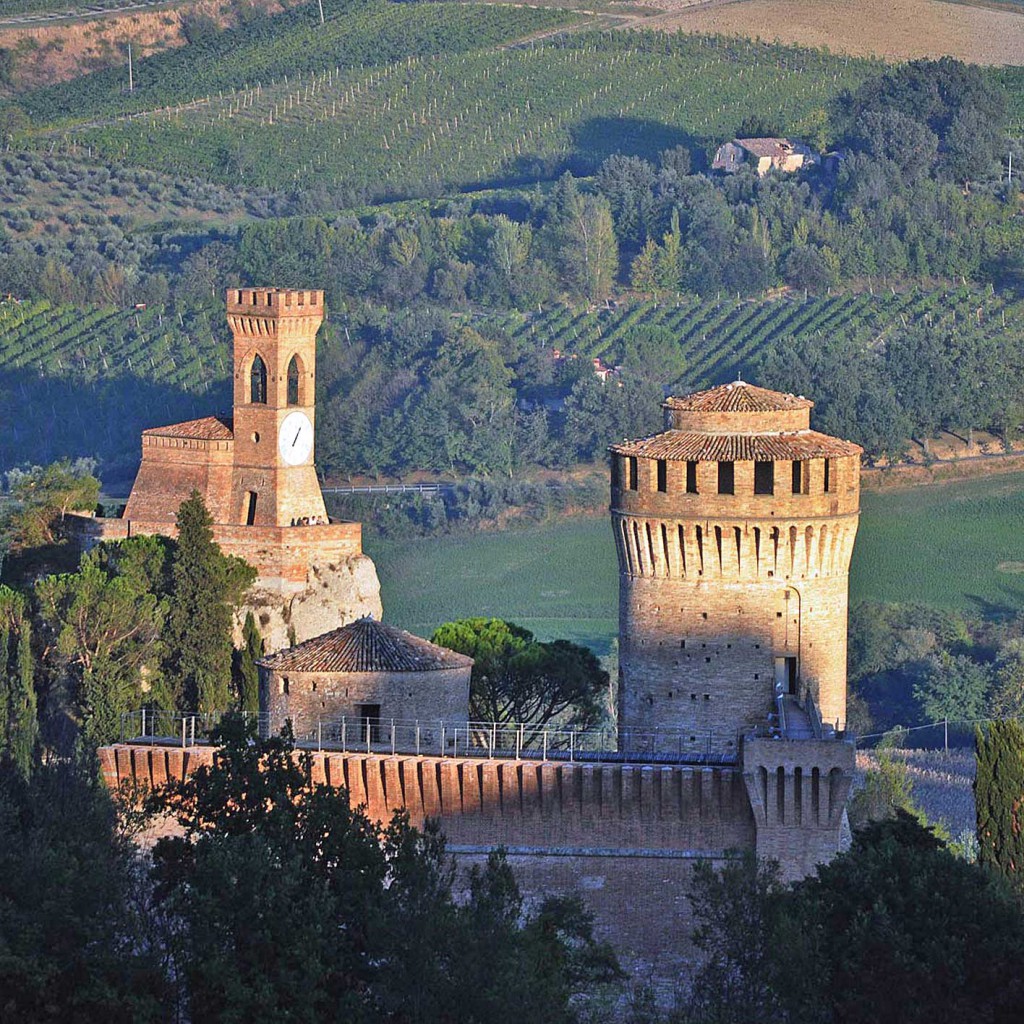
top-left (633, 0), bottom-right (1024, 65)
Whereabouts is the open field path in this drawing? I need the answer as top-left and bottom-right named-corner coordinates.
top-left (625, 0), bottom-right (1024, 65)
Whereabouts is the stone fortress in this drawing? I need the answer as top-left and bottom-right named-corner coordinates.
top-left (99, 288), bottom-right (860, 976)
top-left (74, 289), bottom-right (382, 648)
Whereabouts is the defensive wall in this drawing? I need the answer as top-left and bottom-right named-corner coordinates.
top-left (70, 512), bottom-right (362, 594)
top-left (99, 734), bottom-right (852, 976)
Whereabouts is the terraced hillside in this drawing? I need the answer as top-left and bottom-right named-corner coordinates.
top-left (482, 285), bottom-right (1023, 388)
top-left (3, 285), bottom-right (1020, 480)
top-left (28, 13), bottom-right (874, 196)
top-left (0, 299), bottom-right (230, 481)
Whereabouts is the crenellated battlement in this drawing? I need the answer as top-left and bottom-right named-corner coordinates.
top-left (226, 288), bottom-right (325, 317)
top-left (612, 380), bottom-right (862, 743)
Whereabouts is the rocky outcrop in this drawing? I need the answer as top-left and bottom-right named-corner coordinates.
top-left (238, 553), bottom-right (383, 653)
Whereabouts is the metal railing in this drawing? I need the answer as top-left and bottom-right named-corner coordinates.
top-left (119, 710), bottom-right (739, 765)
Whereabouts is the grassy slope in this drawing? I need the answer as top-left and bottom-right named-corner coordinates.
top-left (366, 472), bottom-right (1024, 653)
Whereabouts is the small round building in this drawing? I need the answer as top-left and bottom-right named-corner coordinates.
top-left (609, 380), bottom-right (861, 753)
top-left (257, 617), bottom-right (472, 741)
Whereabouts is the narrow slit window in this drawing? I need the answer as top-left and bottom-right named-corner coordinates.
top-left (754, 461), bottom-right (774, 495)
top-left (717, 461), bottom-right (734, 495)
top-left (250, 354), bottom-right (267, 404)
top-left (656, 459), bottom-right (668, 493)
top-left (627, 456), bottom-right (638, 491)
top-left (792, 460), bottom-right (803, 494)
top-left (686, 461), bottom-right (698, 494)
top-left (287, 354), bottom-right (301, 405)
top-left (824, 458), bottom-right (833, 493)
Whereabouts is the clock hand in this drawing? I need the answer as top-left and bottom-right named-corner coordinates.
top-left (292, 429), bottom-right (301, 447)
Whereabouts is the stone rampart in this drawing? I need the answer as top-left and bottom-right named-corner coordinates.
top-left (71, 514), bottom-right (362, 592)
top-left (99, 743), bottom-right (755, 976)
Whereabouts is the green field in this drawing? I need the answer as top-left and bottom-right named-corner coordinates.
top-left (366, 472), bottom-right (1024, 654)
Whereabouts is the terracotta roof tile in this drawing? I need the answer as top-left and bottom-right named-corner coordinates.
top-left (663, 382), bottom-right (813, 414)
top-left (610, 430), bottom-right (862, 462)
top-left (142, 415), bottom-right (234, 441)
top-left (257, 617), bottom-right (474, 674)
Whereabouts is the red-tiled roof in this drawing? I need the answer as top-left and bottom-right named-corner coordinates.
top-left (257, 617), bottom-right (474, 674)
top-left (610, 430), bottom-right (861, 462)
top-left (663, 382), bottom-right (812, 414)
top-left (142, 415), bottom-right (234, 441)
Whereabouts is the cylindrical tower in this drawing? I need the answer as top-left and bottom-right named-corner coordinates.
top-left (610, 381), bottom-right (861, 756)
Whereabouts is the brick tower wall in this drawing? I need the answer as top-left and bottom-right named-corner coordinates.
top-left (259, 664), bottom-right (472, 738)
top-left (613, 450), bottom-right (860, 742)
top-left (123, 434), bottom-right (235, 523)
top-left (228, 288), bottom-right (327, 528)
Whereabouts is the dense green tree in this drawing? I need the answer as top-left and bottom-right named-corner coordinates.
top-left (688, 813), bottom-right (1024, 1024)
top-left (976, 720), bottom-right (1024, 893)
top-left (779, 813), bottom-right (1024, 1023)
top-left (990, 638), bottom-right (1024, 718)
top-left (35, 538), bottom-right (169, 749)
top-left (152, 722), bottom-right (618, 1023)
top-left (913, 651), bottom-right (992, 724)
top-left (685, 851), bottom-right (785, 1024)
top-left (232, 611), bottom-right (263, 716)
top-left (0, 759), bottom-right (169, 1022)
top-left (1, 459), bottom-right (100, 585)
top-left (0, 585), bottom-right (36, 773)
top-left (163, 493), bottom-right (255, 713)
top-left (431, 617), bottom-right (609, 728)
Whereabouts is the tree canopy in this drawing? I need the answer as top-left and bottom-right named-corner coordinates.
top-left (431, 618), bottom-right (609, 728)
top-left (687, 812), bottom-right (1024, 1024)
top-left (151, 721), bottom-right (620, 1023)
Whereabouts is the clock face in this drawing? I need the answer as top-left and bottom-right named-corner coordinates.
top-left (278, 411), bottom-right (314, 467)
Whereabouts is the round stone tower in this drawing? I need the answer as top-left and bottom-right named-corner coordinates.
top-left (609, 381), bottom-right (861, 757)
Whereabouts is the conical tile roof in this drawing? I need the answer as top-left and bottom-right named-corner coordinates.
top-left (663, 381), bottom-right (812, 414)
top-left (257, 617), bottom-right (473, 674)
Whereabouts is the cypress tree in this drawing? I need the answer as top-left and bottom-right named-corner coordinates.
top-left (975, 720), bottom-right (1024, 889)
top-left (0, 585), bottom-right (37, 774)
top-left (232, 611), bottom-right (263, 717)
top-left (165, 492), bottom-right (255, 714)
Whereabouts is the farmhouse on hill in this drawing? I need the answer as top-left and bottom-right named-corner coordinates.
top-left (713, 137), bottom-right (818, 176)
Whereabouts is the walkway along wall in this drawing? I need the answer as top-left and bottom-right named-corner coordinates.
top-left (98, 738), bottom-right (852, 978)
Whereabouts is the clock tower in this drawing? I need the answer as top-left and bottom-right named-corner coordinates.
top-left (227, 288), bottom-right (328, 527)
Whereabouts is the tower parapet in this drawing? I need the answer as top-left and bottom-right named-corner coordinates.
top-left (610, 381), bottom-right (862, 753)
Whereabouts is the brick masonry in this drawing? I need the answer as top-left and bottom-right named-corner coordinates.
top-left (73, 288), bottom-right (381, 607)
top-left (611, 387), bottom-right (861, 740)
top-left (259, 665), bottom-right (471, 739)
top-left (98, 744), bottom-right (753, 974)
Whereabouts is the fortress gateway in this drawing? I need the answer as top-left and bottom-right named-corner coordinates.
top-left (99, 292), bottom-right (859, 975)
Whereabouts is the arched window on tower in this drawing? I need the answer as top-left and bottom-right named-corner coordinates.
top-left (250, 354), bottom-right (267, 404)
top-left (287, 354), bottom-right (301, 405)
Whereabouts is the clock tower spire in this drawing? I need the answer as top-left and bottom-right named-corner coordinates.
top-left (226, 288), bottom-right (328, 527)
